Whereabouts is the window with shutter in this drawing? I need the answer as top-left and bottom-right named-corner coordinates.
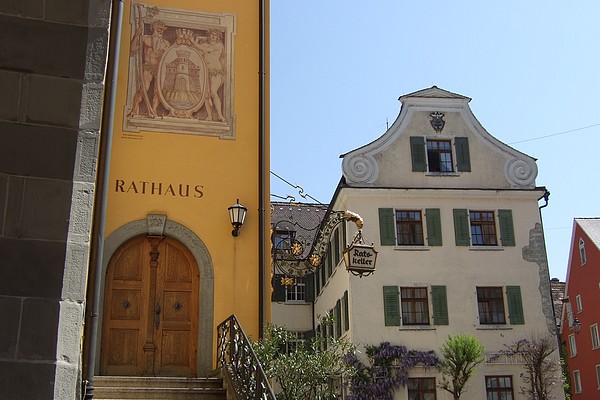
top-left (383, 286), bottom-right (401, 326)
top-left (379, 208), bottom-right (396, 246)
top-left (453, 209), bottom-right (470, 246)
top-left (425, 208), bottom-right (442, 246)
top-left (431, 285), bottom-right (449, 325)
top-left (410, 136), bottom-right (426, 172)
top-left (506, 286), bottom-right (524, 324)
top-left (498, 209), bottom-right (515, 246)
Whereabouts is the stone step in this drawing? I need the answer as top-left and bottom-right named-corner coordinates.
top-left (92, 376), bottom-right (227, 400)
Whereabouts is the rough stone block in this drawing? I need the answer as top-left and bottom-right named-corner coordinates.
top-left (84, 27), bottom-right (109, 82)
top-left (0, 296), bottom-right (21, 358)
top-left (0, 361), bottom-right (56, 400)
top-left (0, 15), bottom-right (87, 79)
top-left (27, 75), bottom-right (83, 128)
top-left (79, 82), bottom-right (105, 130)
top-left (67, 181), bottom-right (94, 240)
top-left (0, 238), bottom-right (66, 298)
top-left (74, 131), bottom-right (99, 182)
top-left (56, 300), bottom-right (85, 365)
top-left (0, 121), bottom-right (77, 180)
top-left (0, 70), bottom-right (21, 121)
top-left (62, 241), bottom-right (90, 301)
top-left (18, 297), bottom-right (59, 360)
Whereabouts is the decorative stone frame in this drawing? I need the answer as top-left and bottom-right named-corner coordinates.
top-left (124, 2), bottom-right (236, 139)
top-left (94, 214), bottom-right (214, 376)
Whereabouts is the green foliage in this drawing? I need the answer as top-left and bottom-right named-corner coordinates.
top-left (437, 334), bottom-right (485, 400)
top-left (253, 316), bottom-right (356, 400)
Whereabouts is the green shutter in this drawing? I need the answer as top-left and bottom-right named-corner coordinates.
top-left (343, 290), bottom-right (350, 331)
top-left (453, 209), bottom-right (470, 246)
top-left (326, 245), bottom-right (333, 277)
top-left (305, 273), bottom-right (315, 302)
top-left (431, 286), bottom-right (449, 325)
top-left (272, 274), bottom-right (286, 302)
top-left (334, 228), bottom-right (340, 266)
top-left (320, 261), bottom-right (326, 289)
top-left (335, 300), bottom-right (342, 338)
top-left (379, 208), bottom-right (396, 246)
top-left (455, 137), bottom-right (471, 172)
top-left (507, 286), bottom-right (525, 324)
top-left (425, 208), bottom-right (442, 246)
top-left (383, 286), bottom-right (401, 326)
top-left (410, 136), bottom-right (427, 172)
top-left (498, 209), bottom-right (515, 246)
top-left (316, 267), bottom-right (322, 294)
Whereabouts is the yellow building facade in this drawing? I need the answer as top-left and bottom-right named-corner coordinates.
top-left (91, 0), bottom-right (270, 378)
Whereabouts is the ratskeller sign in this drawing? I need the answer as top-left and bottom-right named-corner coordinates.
top-left (343, 243), bottom-right (377, 277)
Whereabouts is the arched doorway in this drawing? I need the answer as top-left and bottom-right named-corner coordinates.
top-left (100, 236), bottom-right (199, 377)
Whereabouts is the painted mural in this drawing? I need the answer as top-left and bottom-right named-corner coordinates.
top-left (124, 2), bottom-right (236, 138)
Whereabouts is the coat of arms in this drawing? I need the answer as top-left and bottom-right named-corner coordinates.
top-left (429, 112), bottom-right (445, 133)
top-left (124, 3), bottom-right (235, 139)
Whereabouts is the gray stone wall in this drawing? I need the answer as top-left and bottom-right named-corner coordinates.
top-left (0, 1), bottom-right (110, 399)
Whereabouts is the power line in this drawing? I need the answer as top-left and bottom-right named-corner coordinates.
top-left (509, 123), bottom-right (600, 145)
top-left (270, 171), bottom-right (324, 205)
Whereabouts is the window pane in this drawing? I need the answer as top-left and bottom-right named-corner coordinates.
top-left (396, 210), bottom-right (424, 245)
top-left (470, 211), bottom-right (497, 246)
top-left (401, 287), bottom-right (429, 325)
top-left (477, 287), bottom-right (505, 324)
top-left (427, 140), bottom-right (453, 173)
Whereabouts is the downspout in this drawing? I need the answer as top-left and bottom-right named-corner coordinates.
top-left (84, 1), bottom-right (124, 397)
top-left (258, 0), bottom-right (266, 338)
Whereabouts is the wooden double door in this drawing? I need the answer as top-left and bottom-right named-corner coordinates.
top-left (100, 236), bottom-right (199, 377)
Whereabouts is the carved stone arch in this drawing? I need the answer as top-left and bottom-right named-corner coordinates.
top-left (95, 214), bottom-right (214, 376)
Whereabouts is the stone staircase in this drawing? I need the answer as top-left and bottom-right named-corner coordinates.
top-left (92, 376), bottom-right (227, 400)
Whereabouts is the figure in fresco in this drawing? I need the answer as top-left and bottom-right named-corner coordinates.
top-left (192, 30), bottom-right (226, 122)
top-left (128, 20), bottom-right (171, 118)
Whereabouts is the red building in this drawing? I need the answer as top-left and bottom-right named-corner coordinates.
top-left (561, 218), bottom-right (600, 399)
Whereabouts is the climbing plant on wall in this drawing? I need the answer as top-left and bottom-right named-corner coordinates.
top-left (345, 342), bottom-right (438, 400)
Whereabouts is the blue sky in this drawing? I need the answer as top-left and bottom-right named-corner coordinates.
top-left (269, 1), bottom-right (600, 281)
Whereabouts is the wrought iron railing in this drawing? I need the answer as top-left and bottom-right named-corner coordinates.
top-left (217, 314), bottom-right (276, 400)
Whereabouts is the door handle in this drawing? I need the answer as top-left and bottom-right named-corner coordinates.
top-left (155, 303), bottom-right (161, 328)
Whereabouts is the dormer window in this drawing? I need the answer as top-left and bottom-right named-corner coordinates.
top-left (410, 136), bottom-right (471, 173)
top-left (579, 238), bottom-right (587, 266)
top-left (427, 140), bottom-right (453, 172)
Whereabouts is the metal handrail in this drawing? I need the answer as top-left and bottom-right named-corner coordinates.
top-left (217, 315), bottom-right (276, 400)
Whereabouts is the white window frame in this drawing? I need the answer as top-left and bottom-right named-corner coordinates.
top-left (569, 333), bottom-right (578, 357)
top-left (576, 294), bottom-right (583, 313)
top-left (592, 323), bottom-right (600, 350)
top-left (395, 209), bottom-right (425, 246)
top-left (574, 370), bottom-right (582, 394)
top-left (596, 364), bottom-right (600, 390)
top-left (285, 277), bottom-right (305, 303)
top-left (426, 138), bottom-right (455, 173)
top-left (580, 238), bottom-right (587, 266)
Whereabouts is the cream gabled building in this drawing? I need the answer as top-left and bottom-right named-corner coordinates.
top-left (314, 87), bottom-right (564, 399)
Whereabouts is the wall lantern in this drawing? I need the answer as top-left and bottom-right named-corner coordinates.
top-left (228, 199), bottom-right (247, 237)
top-left (573, 318), bottom-right (582, 334)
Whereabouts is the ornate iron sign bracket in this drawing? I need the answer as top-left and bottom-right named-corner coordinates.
top-left (272, 210), bottom-right (375, 279)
